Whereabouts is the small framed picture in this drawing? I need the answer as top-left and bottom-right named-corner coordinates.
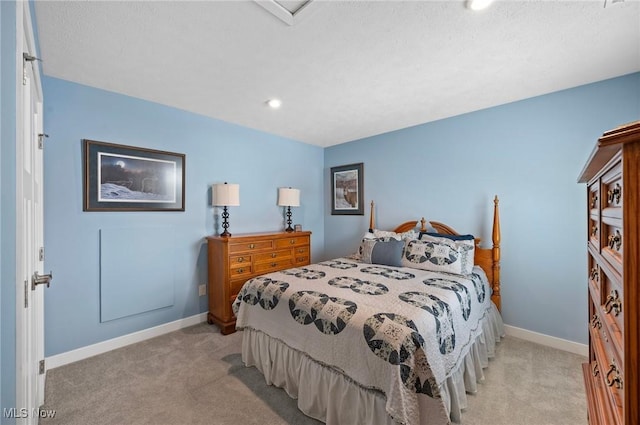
top-left (331, 162), bottom-right (364, 215)
top-left (294, 224), bottom-right (302, 232)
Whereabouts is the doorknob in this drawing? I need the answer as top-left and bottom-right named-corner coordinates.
top-left (32, 271), bottom-right (52, 290)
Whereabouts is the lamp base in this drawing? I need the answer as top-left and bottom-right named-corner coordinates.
top-left (285, 206), bottom-right (294, 232)
top-left (220, 206), bottom-right (232, 237)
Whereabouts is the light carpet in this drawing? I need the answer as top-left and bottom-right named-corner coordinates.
top-left (41, 323), bottom-right (587, 425)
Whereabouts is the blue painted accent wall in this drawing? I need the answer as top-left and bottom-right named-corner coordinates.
top-left (1, 0), bottom-right (17, 421)
top-left (324, 72), bottom-right (640, 345)
top-left (42, 77), bottom-right (324, 356)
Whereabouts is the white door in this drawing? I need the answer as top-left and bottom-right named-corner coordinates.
top-left (16, 2), bottom-right (47, 423)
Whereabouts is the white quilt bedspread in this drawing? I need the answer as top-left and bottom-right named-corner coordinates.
top-left (233, 258), bottom-right (495, 425)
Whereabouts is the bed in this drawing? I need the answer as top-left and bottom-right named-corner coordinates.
top-left (232, 197), bottom-right (504, 425)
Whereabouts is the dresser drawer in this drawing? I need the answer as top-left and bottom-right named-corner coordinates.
top-left (601, 161), bottom-right (622, 219)
top-left (590, 319), bottom-right (624, 425)
top-left (230, 254), bottom-right (251, 266)
top-left (589, 182), bottom-right (600, 213)
top-left (601, 220), bottom-right (622, 274)
top-left (589, 218), bottom-right (599, 249)
top-left (588, 253), bottom-right (600, 296)
top-left (229, 239), bottom-right (274, 254)
top-left (600, 270), bottom-right (623, 343)
top-left (589, 295), bottom-right (609, 350)
top-left (254, 258), bottom-right (293, 273)
top-left (275, 235), bottom-right (309, 249)
top-left (229, 264), bottom-right (252, 278)
top-left (254, 249), bottom-right (291, 263)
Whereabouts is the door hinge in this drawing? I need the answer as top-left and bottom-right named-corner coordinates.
top-left (24, 281), bottom-right (29, 308)
top-left (22, 53), bottom-right (42, 86)
top-left (39, 247), bottom-right (45, 261)
top-left (38, 133), bottom-right (49, 150)
top-left (39, 360), bottom-right (45, 375)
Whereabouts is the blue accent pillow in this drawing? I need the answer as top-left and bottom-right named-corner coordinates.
top-left (419, 232), bottom-right (475, 241)
top-left (360, 238), bottom-right (404, 267)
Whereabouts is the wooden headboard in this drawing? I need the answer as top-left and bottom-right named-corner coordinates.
top-left (369, 196), bottom-right (502, 311)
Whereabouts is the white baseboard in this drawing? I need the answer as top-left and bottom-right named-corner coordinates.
top-left (45, 312), bottom-right (208, 371)
top-left (504, 324), bottom-right (588, 357)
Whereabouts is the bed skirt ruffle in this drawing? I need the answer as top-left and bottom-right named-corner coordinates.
top-left (241, 303), bottom-right (504, 425)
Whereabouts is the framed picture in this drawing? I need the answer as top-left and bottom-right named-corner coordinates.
top-left (83, 139), bottom-right (185, 211)
top-left (331, 162), bottom-right (364, 215)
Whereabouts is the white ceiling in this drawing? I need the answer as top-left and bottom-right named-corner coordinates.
top-left (34, 0), bottom-right (640, 147)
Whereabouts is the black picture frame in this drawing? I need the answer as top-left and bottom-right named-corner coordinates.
top-left (331, 162), bottom-right (364, 215)
top-left (83, 139), bottom-right (185, 211)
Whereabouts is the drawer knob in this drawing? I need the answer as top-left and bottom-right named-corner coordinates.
top-left (590, 314), bottom-right (601, 329)
top-left (290, 239), bottom-right (295, 244)
top-left (271, 253), bottom-right (277, 258)
top-left (237, 257), bottom-right (244, 263)
top-left (607, 231), bottom-right (622, 251)
top-left (237, 268), bottom-right (244, 273)
top-left (589, 267), bottom-right (599, 282)
top-left (249, 244), bottom-right (255, 249)
top-left (270, 262), bottom-right (277, 267)
top-left (605, 360), bottom-right (623, 389)
top-left (590, 193), bottom-right (598, 208)
top-left (607, 183), bottom-right (621, 204)
top-left (604, 289), bottom-right (622, 316)
top-left (591, 225), bottom-right (598, 238)
top-left (592, 362), bottom-right (599, 377)
top-left (297, 248), bottom-right (305, 253)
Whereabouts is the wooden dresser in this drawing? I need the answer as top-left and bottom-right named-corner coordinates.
top-left (206, 231), bottom-right (311, 334)
top-left (578, 121), bottom-right (639, 425)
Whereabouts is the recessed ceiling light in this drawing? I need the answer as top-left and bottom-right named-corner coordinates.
top-left (466, 0), bottom-right (494, 11)
top-left (266, 98), bottom-right (282, 109)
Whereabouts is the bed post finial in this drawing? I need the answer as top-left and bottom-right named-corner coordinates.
top-left (420, 217), bottom-right (427, 232)
top-left (492, 195), bottom-right (501, 311)
top-left (369, 201), bottom-right (375, 233)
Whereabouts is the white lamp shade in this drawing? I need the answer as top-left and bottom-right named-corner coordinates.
top-left (277, 187), bottom-right (300, 207)
top-left (212, 183), bottom-right (240, 206)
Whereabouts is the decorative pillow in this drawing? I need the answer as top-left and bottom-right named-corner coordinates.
top-left (419, 232), bottom-right (475, 242)
top-left (360, 238), bottom-right (404, 267)
top-left (418, 233), bottom-right (475, 275)
top-left (401, 238), bottom-right (465, 275)
top-left (372, 228), bottom-right (418, 241)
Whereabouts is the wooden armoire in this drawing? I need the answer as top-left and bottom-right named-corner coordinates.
top-left (578, 121), bottom-right (639, 425)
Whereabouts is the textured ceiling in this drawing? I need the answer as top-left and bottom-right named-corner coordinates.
top-left (34, 0), bottom-right (640, 147)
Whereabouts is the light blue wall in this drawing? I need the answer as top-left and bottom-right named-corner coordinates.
top-left (1, 0), bottom-right (17, 421)
top-left (324, 72), bottom-right (640, 346)
top-left (42, 77), bottom-right (324, 356)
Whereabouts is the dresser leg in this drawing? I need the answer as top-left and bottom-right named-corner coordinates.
top-left (207, 312), bottom-right (236, 334)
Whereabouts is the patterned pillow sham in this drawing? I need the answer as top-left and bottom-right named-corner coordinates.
top-left (372, 228), bottom-right (418, 241)
top-left (401, 238), bottom-right (465, 275)
top-left (360, 238), bottom-right (404, 267)
top-left (417, 233), bottom-right (475, 275)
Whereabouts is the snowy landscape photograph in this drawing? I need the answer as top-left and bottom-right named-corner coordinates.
top-left (83, 140), bottom-right (185, 211)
